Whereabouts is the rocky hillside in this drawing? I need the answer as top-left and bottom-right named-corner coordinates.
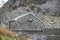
top-left (0, 0), bottom-right (48, 15)
top-left (0, 0), bottom-right (60, 17)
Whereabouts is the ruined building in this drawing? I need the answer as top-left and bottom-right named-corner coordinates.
top-left (0, 0), bottom-right (60, 40)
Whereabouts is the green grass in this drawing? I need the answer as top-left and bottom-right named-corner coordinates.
top-left (0, 35), bottom-right (13, 40)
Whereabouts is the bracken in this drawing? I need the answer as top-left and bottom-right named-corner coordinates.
top-left (0, 26), bottom-right (16, 38)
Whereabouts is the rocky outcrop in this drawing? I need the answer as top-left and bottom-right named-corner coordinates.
top-left (0, 0), bottom-right (60, 17)
top-left (0, 0), bottom-right (47, 15)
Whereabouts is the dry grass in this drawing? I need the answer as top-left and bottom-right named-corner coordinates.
top-left (0, 26), bottom-right (16, 38)
top-left (43, 16), bottom-right (60, 23)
